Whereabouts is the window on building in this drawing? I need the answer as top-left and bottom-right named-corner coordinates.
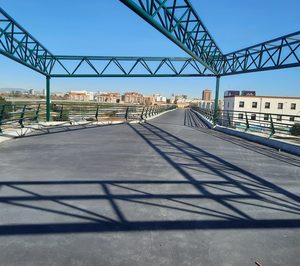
top-left (238, 113), bottom-right (244, 120)
top-left (278, 103), bottom-right (283, 109)
top-left (250, 114), bottom-right (256, 120)
top-left (252, 102), bottom-right (257, 108)
top-left (265, 102), bottom-right (270, 109)
top-left (227, 102), bottom-right (230, 108)
top-left (277, 115), bottom-right (282, 121)
top-left (291, 103), bottom-right (296, 110)
top-left (264, 114), bottom-right (269, 121)
top-left (290, 116), bottom-right (295, 122)
top-left (239, 101), bottom-right (244, 108)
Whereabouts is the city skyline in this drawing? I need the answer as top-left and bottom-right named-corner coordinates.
top-left (0, 0), bottom-right (299, 98)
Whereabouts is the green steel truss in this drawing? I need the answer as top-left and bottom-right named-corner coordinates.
top-left (120, 0), bottom-right (300, 76)
top-left (1, 5), bottom-right (299, 77)
top-left (0, 8), bottom-right (55, 76)
top-left (49, 56), bottom-right (214, 77)
top-left (220, 31), bottom-right (300, 75)
top-left (1, 2), bottom-right (299, 122)
top-left (119, 0), bottom-right (223, 74)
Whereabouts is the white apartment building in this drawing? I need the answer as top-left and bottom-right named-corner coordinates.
top-left (153, 94), bottom-right (167, 103)
top-left (66, 91), bottom-right (94, 101)
top-left (224, 95), bottom-right (300, 125)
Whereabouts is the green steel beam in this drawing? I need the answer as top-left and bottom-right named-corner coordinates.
top-left (0, 6), bottom-right (299, 79)
top-left (119, 0), bottom-right (221, 74)
top-left (220, 31), bottom-right (300, 76)
top-left (46, 76), bottom-right (51, 122)
top-left (48, 55), bottom-right (214, 77)
top-left (213, 76), bottom-right (220, 125)
top-left (0, 8), bottom-right (56, 76)
top-left (120, 1), bottom-right (300, 76)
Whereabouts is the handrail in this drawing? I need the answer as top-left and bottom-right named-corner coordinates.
top-left (191, 107), bottom-right (300, 137)
top-left (0, 102), bottom-right (176, 133)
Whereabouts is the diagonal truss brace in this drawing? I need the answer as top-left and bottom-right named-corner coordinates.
top-left (220, 31), bottom-right (300, 75)
top-left (0, 7), bottom-right (56, 76)
top-left (48, 56), bottom-right (214, 77)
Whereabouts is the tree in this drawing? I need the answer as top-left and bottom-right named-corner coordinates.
top-left (0, 96), bottom-right (6, 104)
top-left (0, 96), bottom-right (10, 120)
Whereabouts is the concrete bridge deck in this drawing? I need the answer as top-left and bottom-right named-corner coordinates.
top-left (0, 109), bottom-right (299, 266)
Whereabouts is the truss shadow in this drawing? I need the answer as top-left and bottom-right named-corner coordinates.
top-left (183, 109), bottom-right (300, 167)
top-left (0, 120), bottom-right (299, 235)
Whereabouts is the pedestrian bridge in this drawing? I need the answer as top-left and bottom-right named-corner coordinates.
top-left (0, 109), bottom-right (299, 265)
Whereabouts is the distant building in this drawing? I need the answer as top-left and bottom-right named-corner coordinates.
top-left (66, 91), bottom-right (94, 101)
top-left (224, 90), bottom-right (240, 97)
top-left (153, 94), bottom-right (167, 104)
top-left (170, 93), bottom-right (175, 104)
top-left (198, 100), bottom-right (214, 110)
top-left (95, 92), bottom-right (121, 103)
top-left (224, 95), bottom-right (300, 125)
top-left (51, 92), bottom-right (67, 100)
top-left (143, 95), bottom-right (155, 106)
top-left (202, 89), bottom-right (212, 101)
top-left (241, 90), bottom-right (256, 96)
top-left (175, 95), bottom-right (188, 104)
top-left (28, 89), bottom-right (35, 95)
top-left (123, 92), bottom-right (143, 104)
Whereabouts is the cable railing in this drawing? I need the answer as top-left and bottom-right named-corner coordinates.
top-left (0, 102), bottom-right (176, 134)
top-left (191, 107), bottom-right (300, 137)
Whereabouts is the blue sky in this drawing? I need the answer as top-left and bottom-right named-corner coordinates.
top-left (0, 0), bottom-right (299, 98)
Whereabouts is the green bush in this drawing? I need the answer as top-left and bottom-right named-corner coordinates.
top-left (0, 96), bottom-right (11, 120)
top-left (290, 123), bottom-right (300, 136)
top-left (53, 111), bottom-right (69, 121)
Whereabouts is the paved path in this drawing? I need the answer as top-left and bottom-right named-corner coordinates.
top-left (0, 109), bottom-right (300, 266)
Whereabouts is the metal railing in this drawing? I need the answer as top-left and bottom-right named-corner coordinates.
top-left (0, 102), bottom-right (176, 133)
top-left (0, 103), bottom-right (41, 133)
top-left (191, 107), bottom-right (300, 137)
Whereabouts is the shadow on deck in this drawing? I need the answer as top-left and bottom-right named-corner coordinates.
top-left (0, 117), bottom-right (299, 236)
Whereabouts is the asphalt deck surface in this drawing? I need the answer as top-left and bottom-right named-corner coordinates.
top-left (0, 109), bottom-right (300, 266)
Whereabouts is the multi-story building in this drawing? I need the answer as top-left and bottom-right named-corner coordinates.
top-left (153, 94), bottom-right (167, 104)
top-left (66, 91), bottom-right (94, 101)
top-left (202, 89), bottom-right (212, 101)
top-left (123, 92), bottom-right (144, 104)
top-left (175, 95), bottom-right (188, 103)
top-left (198, 100), bottom-right (214, 110)
top-left (143, 96), bottom-right (155, 106)
top-left (95, 92), bottom-right (121, 103)
top-left (224, 95), bottom-right (300, 125)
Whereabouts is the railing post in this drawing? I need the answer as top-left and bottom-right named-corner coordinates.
top-left (59, 105), bottom-right (64, 120)
top-left (125, 107), bottom-right (129, 121)
top-left (213, 76), bottom-right (220, 125)
top-left (269, 114), bottom-right (275, 137)
top-left (141, 107), bottom-right (145, 120)
top-left (95, 105), bottom-right (99, 121)
top-left (34, 104), bottom-right (41, 123)
top-left (245, 112), bottom-right (249, 131)
top-left (0, 105), bottom-right (5, 133)
top-left (46, 76), bottom-right (51, 122)
top-left (19, 105), bottom-right (26, 128)
top-left (148, 107), bottom-right (152, 117)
